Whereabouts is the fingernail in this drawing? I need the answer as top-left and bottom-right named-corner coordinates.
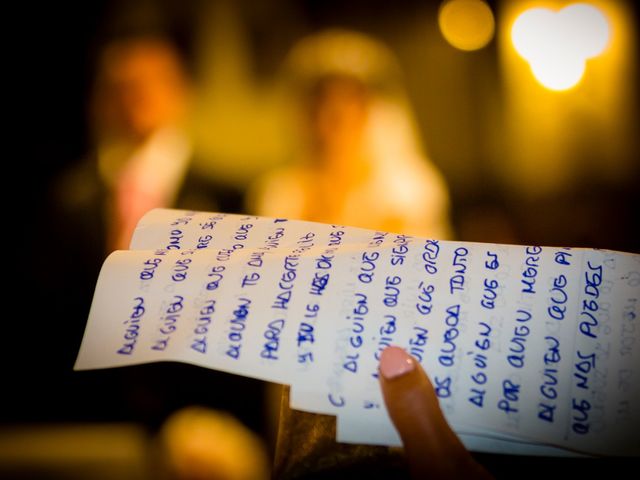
top-left (379, 346), bottom-right (416, 380)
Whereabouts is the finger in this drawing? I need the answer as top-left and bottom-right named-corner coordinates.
top-left (379, 346), bottom-right (490, 479)
top-left (379, 346), bottom-right (464, 461)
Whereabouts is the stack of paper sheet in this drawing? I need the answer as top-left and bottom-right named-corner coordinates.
top-left (75, 209), bottom-right (640, 457)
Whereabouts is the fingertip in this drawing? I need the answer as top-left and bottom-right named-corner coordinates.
top-left (379, 346), bottom-right (416, 381)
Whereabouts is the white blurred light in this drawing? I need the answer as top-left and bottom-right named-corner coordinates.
top-left (560, 3), bottom-right (610, 57)
top-left (512, 8), bottom-right (556, 63)
top-left (530, 56), bottom-right (586, 91)
top-left (511, 3), bottom-right (610, 91)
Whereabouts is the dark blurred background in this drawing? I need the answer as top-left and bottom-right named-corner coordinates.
top-left (5, 0), bottom-right (639, 478)
top-left (17, 0), bottom-right (640, 248)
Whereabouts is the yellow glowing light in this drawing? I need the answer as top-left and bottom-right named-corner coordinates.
top-left (511, 3), bottom-right (610, 91)
top-left (439, 0), bottom-right (496, 51)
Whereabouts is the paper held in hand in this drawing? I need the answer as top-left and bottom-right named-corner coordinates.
top-left (75, 209), bottom-right (640, 457)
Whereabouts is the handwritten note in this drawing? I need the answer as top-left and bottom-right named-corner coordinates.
top-left (75, 209), bottom-right (640, 456)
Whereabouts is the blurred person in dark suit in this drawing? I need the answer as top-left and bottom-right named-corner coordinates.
top-left (40, 32), bottom-right (264, 441)
top-left (57, 34), bottom-right (241, 254)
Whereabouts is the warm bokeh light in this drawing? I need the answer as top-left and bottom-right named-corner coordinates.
top-left (499, 0), bottom-right (637, 199)
top-left (511, 3), bottom-right (610, 90)
top-left (438, 0), bottom-right (495, 51)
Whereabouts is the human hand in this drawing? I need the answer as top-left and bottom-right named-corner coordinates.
top-left (379, 346), bottom-right (493, 479)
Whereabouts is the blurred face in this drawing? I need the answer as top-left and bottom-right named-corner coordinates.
top-left (308, 76), bottom-right (369, 157)
top-left (94, 38), bottom-right (189, 140)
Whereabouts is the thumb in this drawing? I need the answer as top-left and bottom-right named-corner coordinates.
top-left (379, 346), bottom-right (490, 479)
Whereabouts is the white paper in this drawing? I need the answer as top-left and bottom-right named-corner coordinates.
top-left (75, 208), bottom-right (640, 456)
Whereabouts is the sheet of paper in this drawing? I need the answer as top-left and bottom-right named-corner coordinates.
top-left (337, 414), bottom-right (587, 457)
top-left (75, 208), bottom-right (640, 456)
